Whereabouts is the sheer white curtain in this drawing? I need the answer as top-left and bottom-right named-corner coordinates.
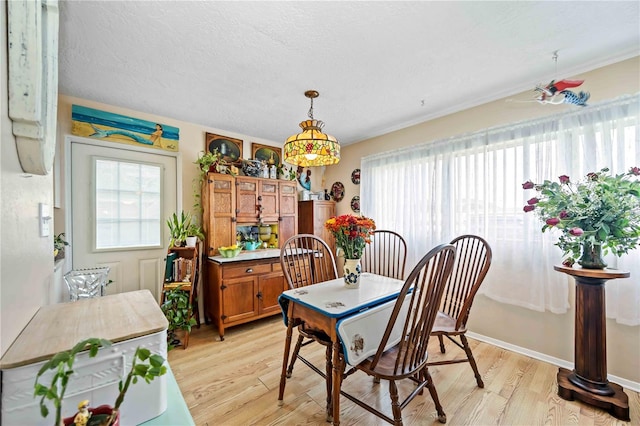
top-left (361, 94), bottom-right (640, 324)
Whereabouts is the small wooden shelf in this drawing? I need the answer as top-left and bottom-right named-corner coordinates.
top-left (161, 246), bottom-right (200, 349)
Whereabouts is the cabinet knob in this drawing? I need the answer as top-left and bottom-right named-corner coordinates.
top-left (246, 268), bottom-right (253, 273)
top-left (256, 291), bottom-right (263, 300)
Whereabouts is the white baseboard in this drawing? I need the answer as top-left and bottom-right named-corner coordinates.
top-left (466, 331), bottom-right (640, 393)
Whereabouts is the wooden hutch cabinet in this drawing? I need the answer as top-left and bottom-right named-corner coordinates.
top-left (207, 254), bottom-right (283, 340)
top-left (298, 200), bottom-right (336, 254)
top-left (201, 172), bottom-right (298, 339)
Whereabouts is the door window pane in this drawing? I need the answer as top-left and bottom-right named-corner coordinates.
top-left (95, 159), bottom-right (162, 249)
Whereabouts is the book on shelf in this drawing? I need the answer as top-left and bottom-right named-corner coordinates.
top-left (164, 252), bottom-right (177, 282)
top-left (172, 258), bottom-right (194, 282)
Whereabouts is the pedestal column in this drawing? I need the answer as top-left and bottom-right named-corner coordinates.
top-left (554, 265), bottom-right (630, 421)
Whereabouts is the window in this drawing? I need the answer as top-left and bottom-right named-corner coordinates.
top-left (94, 159), bottom-right (162, 250)
top-left (362, 94), bottom-right (639, 324)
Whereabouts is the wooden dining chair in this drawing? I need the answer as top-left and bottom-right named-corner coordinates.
top-left (339, 243), bottom-right (456, 425)
top-left (427, 234), bottom-right (492, 388)
top-left (361, 229), bottom-right (408, 280)
top-left (278, 234), bottom-right (338, 421)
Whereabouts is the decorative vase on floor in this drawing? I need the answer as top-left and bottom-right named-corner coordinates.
top-left (343, 258), bottom-right (362, 289)
top-left (578, 242), bottom-right (607, 269)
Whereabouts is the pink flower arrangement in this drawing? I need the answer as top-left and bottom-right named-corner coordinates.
top-left (523, 167), bottom-right (640, 263)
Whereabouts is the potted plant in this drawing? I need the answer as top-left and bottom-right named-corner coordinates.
top-left (194, 149), bottom-right (231, 179)
top-left (161, 285), bottom-right (197, 350)
top-left (34, 337), bottom-right (167, 426)
top-left (167, 211), bottom-right (195, 247)
top-left (192, 150), bottom-right (237, 217)
top-left (54, 233), bottom-right (69, 261)
top-left (185, 222), bottom-right (205, 247)
top-left (523, 167), bottom-right (640, 268)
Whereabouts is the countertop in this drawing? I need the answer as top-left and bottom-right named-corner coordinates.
top-left (0, 290), bottom-right (168, 369)
top-left (208, 248), bottom-right (281, 263)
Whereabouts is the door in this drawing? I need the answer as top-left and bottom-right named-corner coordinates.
top-left (258, 272), bottom-right (285, 315)
top-left (70, 140), bottom-right (178, 300)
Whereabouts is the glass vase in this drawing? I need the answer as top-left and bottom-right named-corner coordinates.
top-left (343, 258), bottom-right (362, 289)
top-left (578, 242), bottom-right (607, 269)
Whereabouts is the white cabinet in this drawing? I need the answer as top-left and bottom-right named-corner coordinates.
top-left (0, 290), bottom-right (168, 425)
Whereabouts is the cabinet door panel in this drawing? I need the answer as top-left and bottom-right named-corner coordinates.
top-left (259, 273), bottom-right (285, 315)
top-left (221, 277), bottom-right (257, 323)
top-left (279, 181), bottom-right (298, 246)
top-left (206, 174), bottom-right (236, 256)
top-left (259, 181), bottom-right (279, 222)
top-left (236, 178), bottom-right (259, 222)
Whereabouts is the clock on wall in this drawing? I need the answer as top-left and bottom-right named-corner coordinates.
top-left (8, 0), bottom-right (60, 175)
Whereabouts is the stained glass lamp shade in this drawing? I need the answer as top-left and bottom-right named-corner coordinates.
top-left (283, 91), bottom-right (340, 167)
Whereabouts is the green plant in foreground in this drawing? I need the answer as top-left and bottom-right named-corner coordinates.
top-left (34, 338), bottom-right (166, 425)
top-left (34, 338), bottom-right (111, 425)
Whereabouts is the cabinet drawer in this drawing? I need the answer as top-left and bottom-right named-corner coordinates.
top-left (223, 263), bottom-right (271, 278)
top-left (271, 262), bottom-right (282, 273)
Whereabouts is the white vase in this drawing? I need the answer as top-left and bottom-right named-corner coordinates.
top-left (343, 258), bottom-right (362, 289)
top-left (185, 236), bottom-right (198, 247)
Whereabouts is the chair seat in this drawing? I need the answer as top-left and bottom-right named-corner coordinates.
top-left (358, 344), bottom-right (423, 379)
top-left (431, 311), bottom-right (466, 335)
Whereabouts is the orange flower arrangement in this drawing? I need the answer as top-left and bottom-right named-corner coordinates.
top-left (325, 214), bottom-right (376, 259)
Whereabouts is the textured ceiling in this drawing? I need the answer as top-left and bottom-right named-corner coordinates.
top-left (58, 1), bottom-right (640, 146)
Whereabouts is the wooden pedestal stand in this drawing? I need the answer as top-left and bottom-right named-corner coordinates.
top-left (553, 265), bottom-right (630, 421)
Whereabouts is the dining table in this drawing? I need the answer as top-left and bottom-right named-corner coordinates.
top-left (277, 272), bottom-right (406, 426)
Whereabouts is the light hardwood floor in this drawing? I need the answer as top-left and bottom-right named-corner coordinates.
top-left (168, 317), bottom-right (639, 426)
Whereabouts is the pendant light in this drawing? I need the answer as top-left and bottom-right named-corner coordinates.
top-left (283, 90), bottom-right (340, 167)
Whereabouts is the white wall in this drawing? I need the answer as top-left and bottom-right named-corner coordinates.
top-left (0, 1), bottom-right (56, 357)
top-left (323, 56), bottom-right (640, 384)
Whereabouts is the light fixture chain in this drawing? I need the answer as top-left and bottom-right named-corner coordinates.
top-left (308, 97), bottom-right (314, 119)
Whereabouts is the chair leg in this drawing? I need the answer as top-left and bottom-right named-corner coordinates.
top-left (278, 322), bottom-right (295, 405)
top-left (286, 334), bottom-right (305, 378)
top-left (438, 334), bottom-right (445, 353)
top-left (388, 380), bottom-right (403, 425)
top-left (460, 334), bottom-right (484, 388)
top-left (325, 344), bottom-right (333, 423)
top-left (424, 368), bottom-right (446, 424)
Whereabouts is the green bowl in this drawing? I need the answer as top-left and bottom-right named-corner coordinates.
top-left (218, 246), bottom-right (243, 258)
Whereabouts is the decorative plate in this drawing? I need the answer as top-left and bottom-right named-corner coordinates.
top-left (350, 196), bottom-right (360, 213)
top-left (331, 182), bottom-right (345, 202)
top-left (351, 168), bottom-right (361, 185)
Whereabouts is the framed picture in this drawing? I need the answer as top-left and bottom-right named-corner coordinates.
top-left (206, 133), bottom-right (243, 163)
top-left (251, 143), bottom-right (282, 167)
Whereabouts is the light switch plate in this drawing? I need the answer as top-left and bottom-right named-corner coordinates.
top-left (40, 203), bottom-right (51, 237)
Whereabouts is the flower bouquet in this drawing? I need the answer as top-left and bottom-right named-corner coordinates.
top-left (325, 214), bottom-right (376, 259)
top-left (325, 214), bottom-right (376, 287)
top-left (523, 167), bottom-right (640, 268)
